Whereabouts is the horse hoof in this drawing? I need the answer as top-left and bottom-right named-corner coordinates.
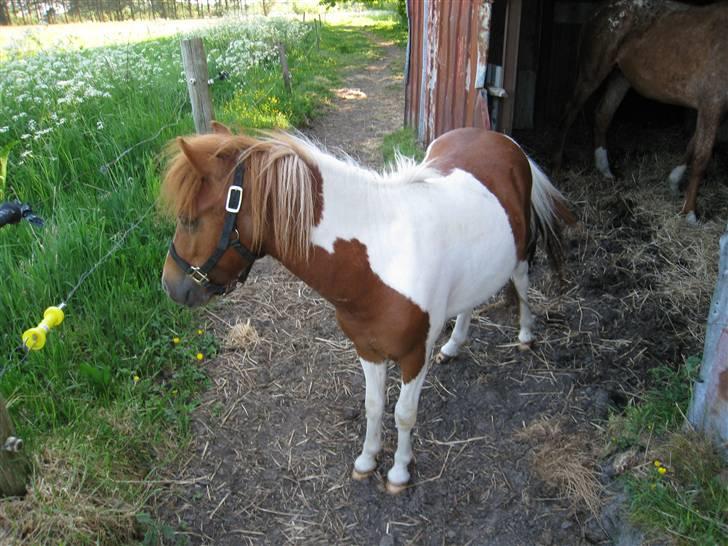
top-left (385, 481), bottom-right (408, 495)
top-left (434, 352), bottom-right (454, 364)
top-left (518, 341), bottom-right (534, 352)
top-left (352, 468), bottom-right (374, 481)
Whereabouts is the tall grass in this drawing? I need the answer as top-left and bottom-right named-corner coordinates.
top-left (0, 12), bottom-right (400, 543)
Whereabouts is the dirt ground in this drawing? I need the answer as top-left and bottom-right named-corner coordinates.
top-left (154, 34), bottom-right (727, 545)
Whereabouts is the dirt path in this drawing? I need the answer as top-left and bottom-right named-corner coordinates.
top-left (155, 32), bottom-right (719, 546)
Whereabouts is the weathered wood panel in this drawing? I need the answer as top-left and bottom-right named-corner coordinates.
top-left (405, 0), bottom-right (492, 146)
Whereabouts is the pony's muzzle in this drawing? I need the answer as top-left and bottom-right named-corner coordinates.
top-left (161, 271), bottom-right (213, 308)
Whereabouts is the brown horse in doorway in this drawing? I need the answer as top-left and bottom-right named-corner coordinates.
top-left (552, 0), bottom-right (728, 224)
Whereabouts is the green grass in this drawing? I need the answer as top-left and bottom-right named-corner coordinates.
top-left (381, 127), bottom-right (424, 166)
top-left (608, 356), bottom-right (728, 544)
top-left (0, 11), bottom-right (401, 544)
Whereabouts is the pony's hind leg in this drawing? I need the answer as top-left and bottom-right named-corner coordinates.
top-left (352, 359), bottom-right (387, 480)
top-left (593, 72), bottom-right (631, 179)
top-left (434, 308), bottom-right (473, 364)
top-left (511, 261), bottom-right (535, 350)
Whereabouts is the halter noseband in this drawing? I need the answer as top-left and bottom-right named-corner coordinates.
top-left (168, 164), bottom-right (260, 295)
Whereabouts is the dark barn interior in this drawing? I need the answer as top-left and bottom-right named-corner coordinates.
top-left (487, 0), bottom-right (721, 135)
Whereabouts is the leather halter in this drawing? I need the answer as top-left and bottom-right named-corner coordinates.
top-left (168, 164), bottom-right (260, 295)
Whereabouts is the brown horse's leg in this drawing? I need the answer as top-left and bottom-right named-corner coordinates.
top-left (593, 72), bottom-right (631, 179)
top-left (552, 79), bottom-right (599, 172)
top-left (682, 106), bottom-right (721, 223)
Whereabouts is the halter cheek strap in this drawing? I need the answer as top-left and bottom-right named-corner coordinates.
top-left (169, 164), bottom-right (261, 295)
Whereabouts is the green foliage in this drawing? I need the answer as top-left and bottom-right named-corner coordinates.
top-left (625, 433), bottom-right (728, 544)
top-left (0, 141), bottom-right (16, 200)
top-left (609, 357), bottom-right (728, 544)
top-left (382, 127), bottom-right (424, 165)
top-left (609, 356), bottom-right (700, 449)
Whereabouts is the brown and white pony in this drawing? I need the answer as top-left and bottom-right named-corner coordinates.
top-left (553, 0), bottom-right (728, 223)
top-left (160, 123), bottom-right (574, 493)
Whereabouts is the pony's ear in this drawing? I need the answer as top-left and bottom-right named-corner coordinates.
top-left (211, 121), bottom-right (232, 135)
top-left (177, 137), bottom-right (210, 177)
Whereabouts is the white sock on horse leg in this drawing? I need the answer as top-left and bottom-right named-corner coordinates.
top-left (353, 359), bottom-right (386, 475)
top-left (439, 310), bottom-right (473, 358)
top-left (594, 147), bottom-right (615, 179)
top-left (387, 364), bottom-right (428, 488)
top-left (511, 261), bottom-right (534, 347)
top-left (668, 164), bottom-right (687, 193)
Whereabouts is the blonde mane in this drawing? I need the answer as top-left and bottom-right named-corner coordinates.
top-left (161, 131), bottom-right (319, 263)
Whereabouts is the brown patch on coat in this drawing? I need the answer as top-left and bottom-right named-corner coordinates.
top-left (425, 128), bottom-right (533, 261)
top-left (275, 239), bottom-right (430, 383)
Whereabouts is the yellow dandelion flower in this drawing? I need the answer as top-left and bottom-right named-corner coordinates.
top-left (654, 460), bottom-right (662, 468)
top-left (197, 329), bottom-right (204, 335)
top-left (196, 352), bottom-right (204, 361)
top-left (133, 375), bottom-right (140, 383)
top-left (658, 466), bottom-right (667, 475)
top-left (172, 337), bottom-right (181, 344)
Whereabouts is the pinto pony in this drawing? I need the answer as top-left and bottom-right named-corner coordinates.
top-left (160, 124), bottom-right (574, 493)
top-left (553, 0), bottom-right (728, 223)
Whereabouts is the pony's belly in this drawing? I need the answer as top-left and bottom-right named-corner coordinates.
top-left (443, 250), bottom-right (518, 318)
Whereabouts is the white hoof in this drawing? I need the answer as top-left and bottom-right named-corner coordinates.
top-left (685, 211), bottom-right (699, 225)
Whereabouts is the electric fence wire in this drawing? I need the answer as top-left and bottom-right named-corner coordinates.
top-left (0, 99), bottom-right (185, 381)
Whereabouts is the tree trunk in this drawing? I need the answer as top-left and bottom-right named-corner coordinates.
top-left (0, 0), bottom-right (11, 25)
top-left (688, 228), bottom-right (728, 457)
top-left (0, 397), bottom-right (29, 498)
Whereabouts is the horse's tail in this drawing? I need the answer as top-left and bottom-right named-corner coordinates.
top-left (527, 158), bottom-right (576, 277)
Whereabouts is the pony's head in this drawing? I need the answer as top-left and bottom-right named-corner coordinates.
top-left (160, 122), bottom-right (320, 307)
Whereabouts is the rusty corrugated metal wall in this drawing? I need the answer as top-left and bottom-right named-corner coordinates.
top-left (405, 0), bottom-right (493, 146)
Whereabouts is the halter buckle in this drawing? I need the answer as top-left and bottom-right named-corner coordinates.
top-left (225, 185), bottom-right (243, 213)
top-left (189, 267), bottom-right (209, 286)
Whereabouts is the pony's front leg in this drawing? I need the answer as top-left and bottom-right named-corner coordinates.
top-left (386, 346), bottom-right (432, 494)
top-left (352, 359), bottom-right (387, 480)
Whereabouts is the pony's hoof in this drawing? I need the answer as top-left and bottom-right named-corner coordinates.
top-left (385, 480), bottom-right (408, 495)
top-left (352, 468), bottom-right (374, 481)
top-left (518, 341), bottom-right (534, 352)
top-left (434, 351), bottom-right (455, 364)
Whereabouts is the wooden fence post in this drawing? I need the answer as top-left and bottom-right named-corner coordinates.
top-left (0, 396), bottom-right (29, 497)
top-left (688, 228), bottom-right (728, 457)
top-left (277, 42), bottom-right (292, 94)
top-left (180, 37), bottom-right (215, 134)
